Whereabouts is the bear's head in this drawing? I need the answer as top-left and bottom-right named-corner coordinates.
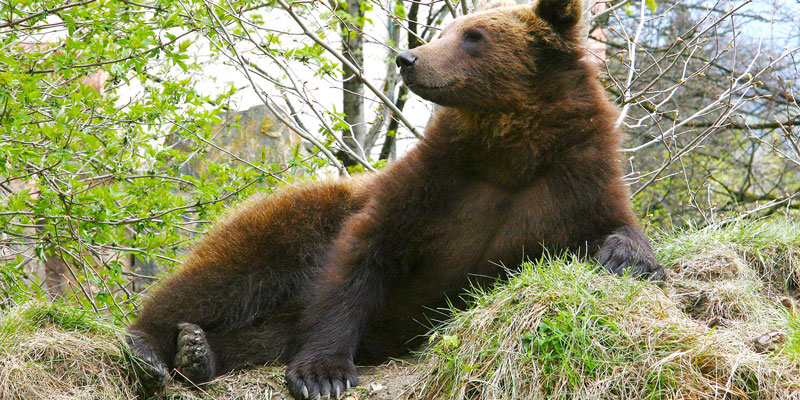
top-left (397, 0), bottom-right (586, 111)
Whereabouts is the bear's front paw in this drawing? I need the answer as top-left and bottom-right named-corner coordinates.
top-left (286, 354), bottom-right (358, 399)
top-left (597, 228), bottom-right (666, 281)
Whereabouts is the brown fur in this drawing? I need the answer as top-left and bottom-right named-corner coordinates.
top-left (127, 1), bottom-right (664, 398)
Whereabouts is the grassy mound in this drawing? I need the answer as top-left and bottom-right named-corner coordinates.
top-left (413, 219), bottom-right (800, 399)
top-left (0, 302), bottom-right (135, 399)
top-left (0, 301), bottom-right (294, 399)
top-left (1, 218), bottom-right (799, 399)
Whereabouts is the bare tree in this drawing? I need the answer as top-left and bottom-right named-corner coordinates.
top-left (195, 0), bottom-right (798, 224)
top-left (591, 0), bottom-right (800, 225)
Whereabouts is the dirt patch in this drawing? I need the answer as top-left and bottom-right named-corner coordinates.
top-left (665, 244), bottom-right (779, 327)
top-left (160, 356), bottom-right (423, 400)
top-left (352, 358), bottom-right (424, 400)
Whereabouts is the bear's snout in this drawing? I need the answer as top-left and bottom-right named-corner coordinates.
top-left (395, 51), bottom-right (418, 70)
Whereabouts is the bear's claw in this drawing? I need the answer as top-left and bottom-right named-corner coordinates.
top-left (597, 226), bottom-right (666, 281)
top-left (286, 355), bottom-right (357, 399)
top-left (174, 322), bottom-right (216, 384)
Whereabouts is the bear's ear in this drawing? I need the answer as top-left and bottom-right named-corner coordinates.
top-left (478, 0), bottom-right (517, 11)
top-left (534, 0), bottom-right (583, 31)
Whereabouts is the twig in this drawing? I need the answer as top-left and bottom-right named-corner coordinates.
top-left (0, 0), bottom-right (98, 29)
top-left (276, 0), bottom-right (423, 139)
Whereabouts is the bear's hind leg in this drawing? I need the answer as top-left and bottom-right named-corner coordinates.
top-left (126, 330), bottom-right (169, 394)
top-left (201, 315), bottom-right (297, 375)
top-left (170, 313), bottom-right (299, 387)
top-left (129, 316), bottom-right (295, 390)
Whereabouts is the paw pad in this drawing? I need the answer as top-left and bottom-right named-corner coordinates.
top-left (174, 322), bottom-right (215, 384)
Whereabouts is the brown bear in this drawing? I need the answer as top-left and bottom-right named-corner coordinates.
top-left (126, 0), bottom-right (665, 398)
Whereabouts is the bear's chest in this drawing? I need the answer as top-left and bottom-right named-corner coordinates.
top-left (414, 180), bottom-right (565, 277)
top-left (378, 179), bottom-right (578, 340)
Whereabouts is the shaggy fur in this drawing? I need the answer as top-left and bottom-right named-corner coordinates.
top-left (127, 1), bottom-right (665, 398)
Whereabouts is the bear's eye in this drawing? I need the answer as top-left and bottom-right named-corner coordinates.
top-left (463, 29), bottom-right (484, 43)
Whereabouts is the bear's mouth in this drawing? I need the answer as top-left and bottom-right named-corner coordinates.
top-left (405, 81), bottom-right (453, 90)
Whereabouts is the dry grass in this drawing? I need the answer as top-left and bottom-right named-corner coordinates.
top-left (0, 302), bottom-right (135, 399)
top-left (2, 218), bottom-right (800, 399)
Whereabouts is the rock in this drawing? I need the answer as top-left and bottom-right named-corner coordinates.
top-left (172, 104), bottom-right (304, 176)
top-left (752, 330), bottom-right (786, 353)
top-left (781, 297), bottom-right (797, 314)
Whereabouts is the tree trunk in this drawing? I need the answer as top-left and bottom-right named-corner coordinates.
top-left (379, 0), bottom-right (421, 161)
top-left (43, 254), bottom-right (68, 299)
top-left (337, 0), bottom-right (366, 168)
top-left (132, 255), bottom-right (159, 293)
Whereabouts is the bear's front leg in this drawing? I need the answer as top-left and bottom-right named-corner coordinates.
top-left (285, 271), bottom-right (383, 399)
top-left (286, 221), bottom-right (388, 399)
top-left (596, 226), bottom-right (666, 281)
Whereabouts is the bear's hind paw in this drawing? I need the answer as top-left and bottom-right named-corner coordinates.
top-left (174, 322), bottom-right (216, 384)
top-left (125, 331), bottom-right (169, 396)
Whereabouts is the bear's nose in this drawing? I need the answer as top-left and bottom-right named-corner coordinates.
top-left (396, 51), bottom-right (418, 69)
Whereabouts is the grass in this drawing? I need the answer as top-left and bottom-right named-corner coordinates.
top-left (412, 217), bottom-right (800, 399)
top-left (1, 217), bottom-right (799, 399)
